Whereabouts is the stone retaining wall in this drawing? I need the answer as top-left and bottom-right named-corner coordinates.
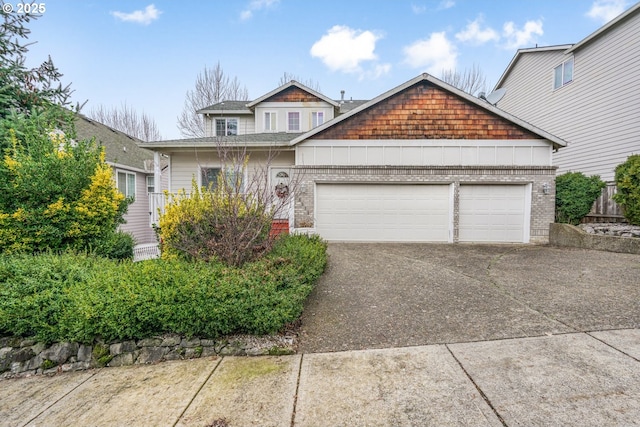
top-left (0, 333), bottom-right (295, 379)
top-left (549, 223), bottom-right (640, 255)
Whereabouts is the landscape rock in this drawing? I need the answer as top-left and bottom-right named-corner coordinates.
top-left (40, 342), bottom-right (78, 364)
top-left (137, 338), bottom-right (162, 347)
top-left (137, 346), bottom-right (169, 364)
top-left (110, 341), bottom-right (137, 355)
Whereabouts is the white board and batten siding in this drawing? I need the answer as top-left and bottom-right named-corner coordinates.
top-left (296, 140), bottom-right (552, 166)
top-left (498, 10), bottom-right (640, 182)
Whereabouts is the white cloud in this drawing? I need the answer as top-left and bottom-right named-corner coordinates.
top-left (411, 4), bottom-right (427, 14)
top-left (402, 32), bottom-right (457, 75)
top-left (455, 16), bottom-right (499, 45)
top-left (586, 0), bottom-right (628, 23)
top-left (310, 25), bottom-right (382, 74)
top-left (240, 0), bottom-right (280, 21)
top-left (111, 4), bottom-right (161, 26)
top-left (438, 0), bottom-right (455, 10)
top-left (502, 20), bottom-right (543, 50)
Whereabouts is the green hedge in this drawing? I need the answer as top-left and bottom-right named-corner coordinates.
top-left (0, 234), bottom-right (327, 344)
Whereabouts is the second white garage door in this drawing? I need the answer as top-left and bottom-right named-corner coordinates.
top-left (459, 185), bottom-right (529, 243)
top-left (315, 183), bottom-right (451, 242)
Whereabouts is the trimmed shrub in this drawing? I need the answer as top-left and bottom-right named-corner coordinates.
top-left (90, 231), bottom-right (135, 260)
top-left (613, 154), bottom-right (640, 225)
top-left (0, 234), bottom-right (327, 344)
top-left (555, 172), bottom-right (606, 225)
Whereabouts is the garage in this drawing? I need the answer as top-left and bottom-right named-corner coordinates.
top-left (459, 185), bottom-right (529, 243)
top-left (315, 183), bottom-right (451, 242)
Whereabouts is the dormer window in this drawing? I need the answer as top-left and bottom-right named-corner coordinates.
top-left (553, 57), bottom-right (574, 90)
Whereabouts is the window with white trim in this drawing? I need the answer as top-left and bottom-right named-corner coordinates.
top-left (201, 167), bottom-right (244, 192)
top-left (215, 118), bottom-right (238, 136)
top-left (264, 112), bottom-right (277, 131)
top-left (311, 111), bottom-right (324, 128)
top-left (117, 171), bottom-right (136, 199)
top-left (553, 57), bottom-right (574, 89)
top-left (287, 112), bottom-right (300, 131)
top-left (146, 175), bottom-right (155, 193)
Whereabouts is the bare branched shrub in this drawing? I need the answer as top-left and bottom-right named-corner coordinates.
top-left (158, 142), bottom-right (297, 267)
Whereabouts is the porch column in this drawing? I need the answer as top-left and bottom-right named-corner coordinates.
top-left (154, 151), bottom-right (162, 191)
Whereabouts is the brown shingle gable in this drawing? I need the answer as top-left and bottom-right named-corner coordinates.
top-left (311, 82), bottom-right (539, 140)
top-left (263, 86), bottom-right (327, 103)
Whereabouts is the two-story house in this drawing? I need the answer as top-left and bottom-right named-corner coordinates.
top-left (143, 75), bottom-right (566, 244)
top-left (493, 3), bottom-right (640, 220)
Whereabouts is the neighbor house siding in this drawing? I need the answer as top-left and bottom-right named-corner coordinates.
top-left (498, 10), bottom-right (640, 182)
top-left (118, 170), bottom-right (156, 244)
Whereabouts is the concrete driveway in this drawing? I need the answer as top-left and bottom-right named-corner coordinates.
top-left (298, 243), bottom-right (640, 353)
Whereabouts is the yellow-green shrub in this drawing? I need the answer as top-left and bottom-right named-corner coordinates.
top-left (0, 108), bottom-right (130, 256)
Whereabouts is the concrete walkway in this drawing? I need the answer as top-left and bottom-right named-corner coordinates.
top-left (2, 329), bottom-right (640, 426)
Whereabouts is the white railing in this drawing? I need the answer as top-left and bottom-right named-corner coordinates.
top-left (149, 192), bottom-right (168, 227)
top-left (133, 243), bottom-right (160, 262)
top-left (149, 191), bottom-right (295, 230)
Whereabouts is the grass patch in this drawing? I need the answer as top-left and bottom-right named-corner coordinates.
top-left (0, 234), bottom-right (326, 344)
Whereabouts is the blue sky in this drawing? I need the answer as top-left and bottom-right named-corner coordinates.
top-left (18, 0), bottom-right (636, 139)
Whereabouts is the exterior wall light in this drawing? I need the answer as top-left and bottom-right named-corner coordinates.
top-left (542, 182), bottom-right (550, 195)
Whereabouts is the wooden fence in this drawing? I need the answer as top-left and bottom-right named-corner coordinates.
top-left (583, 184), bottom-right (625, 223)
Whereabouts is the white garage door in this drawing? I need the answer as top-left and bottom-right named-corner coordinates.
top-left (459, 185), bottom-right (528, 243)
top-left (315, 184), bottom-right (451, 242)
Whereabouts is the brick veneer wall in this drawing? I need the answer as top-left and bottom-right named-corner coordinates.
top-left (292, 165), bottom-right (557, 243)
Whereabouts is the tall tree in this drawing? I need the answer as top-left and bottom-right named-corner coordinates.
top-left (88, 103), bottom-right (162, 142)
top-left (0, 5), bottom-right (75, 117)
top-left (440, 64), bottom-right (488, 96)
top-left (278, 72), bottom-right (322, 92)
top-left (177, 62), bottom-right (249, 138)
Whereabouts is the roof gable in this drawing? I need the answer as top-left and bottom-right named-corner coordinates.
top-left (247, 80), bottom-right (339, 108)
top-left (292, 74), bottom-right (566, 148)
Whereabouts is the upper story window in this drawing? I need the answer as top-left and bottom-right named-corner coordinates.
top-left (287, 112), bottom-right (300, 132)
top-left (215, 118), bottom-right (238, 136)
top-left (117, 171), bottom-right (136, 199)
top-left (553, 57), bottom-right (574, 90)
top-left (264, 112), bottom-right (277, 131)
top-left (311, 111), bottom-right (324, 128)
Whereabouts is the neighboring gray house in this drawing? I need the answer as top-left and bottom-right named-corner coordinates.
top-left (74, 115), bottom-right (166, 244)
top-left (494, 3), bottom-right (640, 185)
top-left (143, 75), bottom-right (566, 244)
